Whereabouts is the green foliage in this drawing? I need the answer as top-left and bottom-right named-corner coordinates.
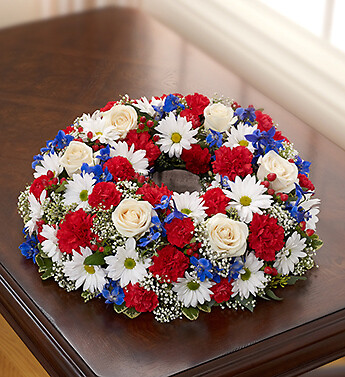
top-left (55, 180), bottom-right (68, 193)
top-left (310, 234), bottom-right (323, 251)
top-left (197, 303), bottom-right (212, 313)
top-left (123, 307), bottom-right (141, 319)
top-left (265, 289), bottom-right (283, 301)
top-left (35, 253), bottom-right (53, 280)
top-left (113, 303), bottom-right (127, 314)
top-left (182, 306), bottom-right (199, 320)
top-left (84, 252), bottom-right (105, 266)
top-left (234, 296), bottom-right (255, 312)
top-left (285, 276), bottom-right (307, 285)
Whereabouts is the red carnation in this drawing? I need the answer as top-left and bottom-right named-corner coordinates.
top-left (212, 146), bottom-right (253, 181)
top-left (103, 156), bottom-right (135, 181)
top-left (255, 110), bottom-right (273, 132)
top-left (165, 217), bottom-right (194, 248)
top-left (149, 245), bottom-right (189, 282)
top-left (298, 173), bottom-right (315, 191)
top-left (124, 283), bottom-right (159, 312)
top-left (181, 144), bottom-right (211, 175)
top-left (202, 188), bottom-right (230, 216)
top-left (36, 220), bottom-right (47, 243)
top-left (185, 93), bottom-right (210, 116)
top-left (30, 175), bottom-right (49, 199)
top-left (88, 182), bottom-right (122, 209)
top-left (180, 109), bottom-right (201, 129)
top-left (100, 100), bottom-right (116, 112)
top-left (136, 182), bottom-right (173, 207)
top-left (248, 213), bottom-right (285, 261)
top-left (57, 209), bottom-right (95, 255)
top-left (211, 278), bottom-right (233, 303)
top-left (125, 130), bottom-right (161, 166)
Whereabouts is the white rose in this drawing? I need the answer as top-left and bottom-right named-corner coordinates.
top-left (207, 213), bottom-right (248, 258)
top-left (112, 198), bottom-right (152, 237)
top-left (60, 141), bottom-right (94, 176)
top-left (203, 103), bottom-right (236, 132)
top-left (257, 150), bottom-right (298, 193)
top-left (102, 104), bottom-right (138, 139)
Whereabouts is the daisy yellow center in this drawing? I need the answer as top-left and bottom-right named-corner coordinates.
top-left (239, 139), bottom-right (249, 147)
top-left (181, 208), bottom-right (192, 215)
top-left (124, 257), bottom-right (136, 270)
top-left (84, 265), bottom-right (95, 274)
top-left (241, 268), bottom-right (251, 281)
top-left (79, 189), bottom-right (88, 202)
top-left (240, 195), bottom-right (252, 206)
top-left (187, 281), bottom-right (200, 291)
top-left (171, 132), bottom-right (182, 143)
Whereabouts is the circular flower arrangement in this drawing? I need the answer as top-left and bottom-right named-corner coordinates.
top-left (18, 93), bottom-right (323, 322)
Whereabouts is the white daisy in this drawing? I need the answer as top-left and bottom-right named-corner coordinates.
top-left (34, 151), bottom-right (63, 178)
top-left (226, 175), bottom-right (272, 223)
top-left (40, 224), bottom-right (62, 263)
top-left (155, 113), bottom-right (197, 158)
top-left (79, 111), bottom-right (119, 146)
top-left (104, 238), bottom-right (151, 288)
top-left (172, 272), bottom-right (214, 307)
top-left (132, 96), bottom-right (155, 117)
top-left (109, 141), bottom-right (149, 175)
top-left (173, 191), bottom-right (207, 223)
top-left (63, 246), bottom-right (107, 293)
top-left (232, 253), bottom-right (268, 299)
top-left (25, 190), bottom-right (47, 235)
top-left (224, 123), bottom-right (257, 152)
top-left (63, 173), bottom-right (95, 210)
top-left (274, 232), bottom-right (307, 275)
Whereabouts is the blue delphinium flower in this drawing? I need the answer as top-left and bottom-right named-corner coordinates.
top-left (190, 256), bottom-right (213, 282)
top-left (294, 156), bottom-right (311, 176)
top-left (164, 199), bottom-right (187, 224)
top-left (206, 129), bottom-right (223, 148)
top-left (101, 280), bottom-right (125, 305)
top-left (138, 216), bottom-right (166, 247)
top-left (51, 130), bottom-right (74, 150)
top-left (228, 257), bottom-right (244, 280)
top-left (32, 154), bottom-right (44, 169)
top-left (163, 94), bottom-right (185, 113)
top-left (96, 145), bottom-right (112, 164)
top-left (154, 195), bottom-right (171, 210)
top-left (19, 228), bottom-right (39, 262)
top-left (284, 183), bottom-right (312, 223)
top-left (81, 163), bottom-right (112, 183)
top-left (234, 106), bottom-right (256, 123)
top-left (246, 127), bottom-right (284, 160)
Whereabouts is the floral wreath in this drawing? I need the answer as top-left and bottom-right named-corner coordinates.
top-left (18, 93), bottom-right (323, 322)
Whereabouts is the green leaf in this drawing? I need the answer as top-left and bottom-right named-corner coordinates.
top-left (35, 255), bottom-right (45, 269)
top-left (285, 276), bottom-right (307, 285)
top-left (55, 180), bottom-right (68, 193)
top-left (35, 254), bottom-right (53, 271)
top-left (182, 306), bottom-right (199, 320)
top-left (113, 303), bottom-right (127, 314)
top-left (265, 289), bottom-right (283, 301)
top-left (123, 307), bottom-right (141, 319)
top-left (41, 269), bottom-right (53, 280)
top-left (84, 252), bottom-right (105, 266)
top-left (197, 303), bottom-right (212, 313)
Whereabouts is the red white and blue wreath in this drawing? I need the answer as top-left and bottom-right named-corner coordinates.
top-left (18, 93), bottom-right (322, 322)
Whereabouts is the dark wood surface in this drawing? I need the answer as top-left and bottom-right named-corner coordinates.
top-left (1, 7), bottom-right (345, 377)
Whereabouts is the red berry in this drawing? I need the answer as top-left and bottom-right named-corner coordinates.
top-left (92, 144), bottom-right (100, 152)
top-left (264, 266), bottom-right (272, 274)
top-left (288, 158), bottom-right (295, 163)
top-left (267, 188), bottom-right (275, 195)
top-left (193, 253), bottom-right (199, 259)
top-left (78, 127), bottom-right (83, 132)
top-left (261, 180), bottom-right (270, 188)
top-left (185, 249), bottom-right (193, 256)
top-left (140, 116), bottom-right (146, 123)
top-left (95, 139), bottom-right (100, 144)
top-left (87, 131), bottom-right (93, 139)
top-left (60, 178), bottom-right (67, 183)
top-left (138, 122), bottom-right (145, 130)
top-left (267, 173), bottom-right (277, 181)
top-left (306, 229), bottom-right (315, 237)
top-left (51, 177), bottom-right (58, 185)
top-left (47, 170), bottom-right (54, 179)
top-left (271, 267), bottom-right (278, 276)
top-left (280, 193), bottom-right (288, 201)
top-left (153, 135), bottom-right (160, 142)
top-left (98, 246), bottom-right (104, 253)
top-left (146, 120), bottom-right (154, 128)
top-left (75, 137), bottom-right (83, 142)
top-left (300, 221), bottom-right (306, 231)
top-left (90, 244), bottom-right (98, 251)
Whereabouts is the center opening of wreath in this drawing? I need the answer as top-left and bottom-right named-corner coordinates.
top-left (151, 169), bottom-right (202, 194)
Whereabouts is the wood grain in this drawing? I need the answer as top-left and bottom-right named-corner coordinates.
top-left (0, 314), bottom-right (49, 377)
top-left (0, 6), bottom-right (344, 377)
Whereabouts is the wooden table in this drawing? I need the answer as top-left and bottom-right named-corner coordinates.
top-left (1, 7), bottom-right (344, 377)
